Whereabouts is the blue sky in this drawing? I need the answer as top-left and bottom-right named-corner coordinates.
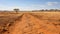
top-left (0, 0), bottom-right (60, 10)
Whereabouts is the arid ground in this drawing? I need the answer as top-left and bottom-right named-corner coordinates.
top-left (0, 11), bottom-right (60, 34)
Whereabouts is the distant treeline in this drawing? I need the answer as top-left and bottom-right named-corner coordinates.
top-left (32, 9), bottom-right (60, 12)
top-left (0, 9), bottom-right (60, 12)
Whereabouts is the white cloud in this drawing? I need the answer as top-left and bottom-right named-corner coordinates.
top-left (47, 2), bottom-right (58, 6)
top-left (31, 5), bottom-right (46, 7)
top-left (0, 4), bottom-right (47, 11)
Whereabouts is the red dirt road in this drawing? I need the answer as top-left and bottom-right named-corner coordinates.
top-left (8, 13), bottom-right (60, 34)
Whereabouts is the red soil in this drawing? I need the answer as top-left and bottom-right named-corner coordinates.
top-left (0, 12), bottom-right (60, 34)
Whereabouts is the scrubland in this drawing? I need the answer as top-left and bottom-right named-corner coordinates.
top-left (0, 11), bottom-right (60, 34)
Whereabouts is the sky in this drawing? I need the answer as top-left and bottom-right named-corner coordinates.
top-left (0, 0), bottom-right (60, 11)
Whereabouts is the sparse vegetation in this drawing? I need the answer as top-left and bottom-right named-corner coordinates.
top-left (0, 10), bottom-right (60, 34)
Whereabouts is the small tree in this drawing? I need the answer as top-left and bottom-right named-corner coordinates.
top-left (45, 9), bottom-right (48, 11)
top-left (41, 9), bottom-right (44, 11)
top-left (55, 9), bottom-right (58, 12)
top-left (14, 8), bottom-right (19, 13)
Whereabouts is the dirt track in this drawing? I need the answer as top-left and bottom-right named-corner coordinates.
top-left (0, 12), bottom-right (60, 34)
